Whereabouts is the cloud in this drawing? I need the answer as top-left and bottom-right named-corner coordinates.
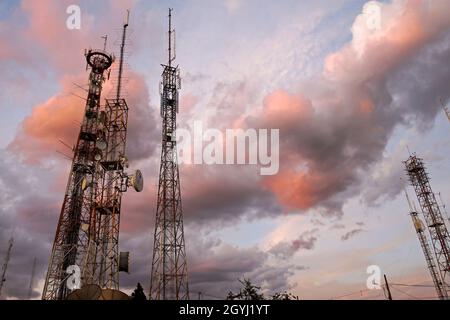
top-left (181, 165), bottom-right (282, 227)
top-left (186, 232), bottom-right (302, 298)
top-left (224, 0), bottom-right (244, 14)
top-left (2, 0), bottom-right (450, 300)
top-left (244, 0), bottom-right (450, 215)
top-left (9, 70), bottom-right (156, 165)
top-left (0, 150), bottom-right (60, 299)
top-left (361, 139), bottom-right (408, 207)
top-left (341, 228), bottom-right (364, 241)
top-left (269, 230), bottom-right (318, 259)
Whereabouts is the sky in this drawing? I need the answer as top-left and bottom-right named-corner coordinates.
top-left (0, 0), bottom-right (450, 300)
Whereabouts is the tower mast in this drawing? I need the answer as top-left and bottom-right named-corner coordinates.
top-left (444, 106), bottom-right (450, 123)
top-left (404, 189), bottom-right (447, 299)
top-left (150, 8), bottom-right (189, 300)
top-left (43, 15), bottom-right (142, 299)
top-left (27, 257), bottom-right (37, 300)
top-left (42, 47), bottom-right (114, 300)
top-left (0, 236), bottom-right (14, 298)
top-left (84, 11), bottom-right (143, 290)
top-left (405, 154), bottom-right (450, 299)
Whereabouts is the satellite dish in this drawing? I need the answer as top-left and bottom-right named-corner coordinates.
top-left (94, 149), bottom-right (103, 161)
top-left (98, 289), bottom-right (129, 300)
top-left (96, 139), bottom-right (107, 151)
top-left (131, 170), bottom-right (144, 192)
top-left (98, 111), bottom-right (107, 124)
top-left (66, 284), bottom-right (102, 300)
top-left (96, 129), bottom-right (107, 151)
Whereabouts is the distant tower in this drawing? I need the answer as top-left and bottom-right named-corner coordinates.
top-left (150, 8), bottom-right (189, 300)
top-left (43, 15), bottom-right (142, 300)
top-left (405, 154), bottom-right (450, 298)
top-left (404, 189), bottom-right (447, 300)
top-left (0, 236), bottom-right (13, 298)
top-left (443, 105), bottom-right (450, 123)
top-left (28, 258), bottom-right (37, 300)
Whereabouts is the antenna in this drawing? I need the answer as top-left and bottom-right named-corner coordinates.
top-left (58, 139), bottom-right (74, 153)
top-left (150, 8), bottom-right (189, 300)
top-left (27, 258), bottom-right (37, 300)
top-left (406, 145), bottom-right (411, 157)
top-left (0, 236), bottom-right (14, 298)
top-left (72, 82), bottom-right (88, 92)
top-left (439, 97), bottom-right (450, 123)
top-left (444, 106), bottom-right (450, 123)
top-left (168, 8), bottom-right (176, 66)
top-left (405, 155), bottom-right (450, 299)
top-left (437, 192), bottom-right (450, 223)
top-left (101, 35), bottom-right (108, 51)
top-left (404, 187), bottom-right (415, 213)
top-left (116, 10), bottom-right (130, 100)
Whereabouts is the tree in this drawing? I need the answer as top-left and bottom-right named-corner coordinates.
top-left (226, 278), bottom-right (265, 300)
top-left (131, 282), bottom-right (147, 301)
top-left (271, 291), bottom-right (299, 300)
top-left (226, 278), bottom-right (300, 300)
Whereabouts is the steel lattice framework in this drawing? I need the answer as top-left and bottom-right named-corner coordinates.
top-left (43, 17), bottom-right (140, 300)
top-left (83, 19), bottom-right (132, 290)
top-left (410, 211), bottom-right (447, 299)
top-left (150, 8), bottom-right (189, 300)
top-left (42, 49), bottom-right (114, 300)
top-left (0, 236), bottom-right (13, 297)
top-left (405, 155), bottom-right (450, 299)
top-left (83, 97), bottom-right (130, 289)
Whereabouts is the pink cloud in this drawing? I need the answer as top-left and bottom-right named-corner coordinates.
top-left (247, 0), bottom-right (450, 213)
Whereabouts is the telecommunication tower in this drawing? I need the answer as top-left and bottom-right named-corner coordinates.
top-left (42, 43), bottom-right (114, 301)
top-left (0, 236), bottom-right (14, 298)
top-left (84, 12), bottom-right (143, 290)
top-left (444, 106), bottom-right (450, 123)
top-left (28, 257), bottom-right (37, 300)
top-left (43, 14), bottom-right (143, 300)
top-left (439, 98), bottom-right (450, 123)
top-left (405, 154), bottom-right (450, 298)
top-left (404, 190), bottom-right (447, 299)
top-left (150, 8), bottom-right (189, 300)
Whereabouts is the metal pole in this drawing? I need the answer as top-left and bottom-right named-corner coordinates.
top-left (384, 274), bottom-right (393, 300)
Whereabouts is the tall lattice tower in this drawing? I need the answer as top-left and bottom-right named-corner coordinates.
top-left (405, 154), bottom-right (450, 298)
top-left (42, 48), bottom-right (114, 300)
top-left (444, 105), bottom-right (450, 123)
top-left (150, 8), bottom-right (189, 300)
top-left (43, 15), bottom-right (142, 300)
top-left (83, 12), bottom-right (142, 291)
top-left (27, 257), bottom-right (37, 300)
top-left (404, 190), bottom-right (447, 300)
top-left (0, 236), bottom-right (13, 298)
